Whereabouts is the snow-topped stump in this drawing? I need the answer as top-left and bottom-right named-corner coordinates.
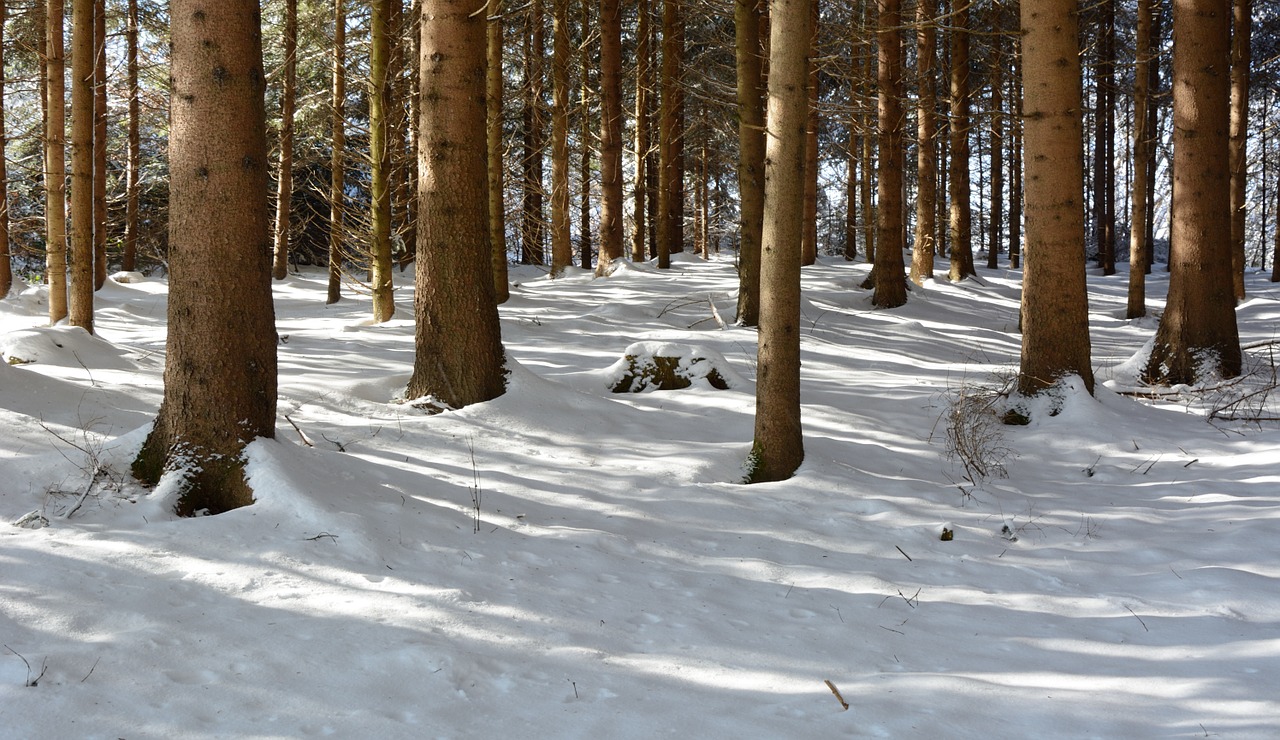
top-left (606, 341), bottom-right (738, 393)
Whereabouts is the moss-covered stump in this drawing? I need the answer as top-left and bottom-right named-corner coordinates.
top-left (607, 343), bottom-right (737, 393)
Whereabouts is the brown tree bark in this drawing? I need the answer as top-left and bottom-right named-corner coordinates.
top-left (123, 0), bottom-right (140, 273)
top-left (369, 0), bottom-right (396, 320)
top-left (487, 0), bottom-right (510, 301)
top-left (910, 0), bottom-right (937, 285)
top-left (947, 0), bottom-right (975, 282)
top-left (69, 0), bottom-right (94, 331)
top-left (1018, 0), bottom-right (1094, 397)
top-left (872, 0), bottom-right (906, 307)
top-left (272, 0), bottom-right (298, 280)
top-left (749, 0), bottom-right (809, 483)
top-left (631, 0), bottom-right (653, 264)
top-left (133, 0), bottom-right (277, 516)
top-left (1143, 0), bottom-right (1241, 384)
top-left (1092, 0), bottom-right (1117, 276)
top-left (799, 0), bottom-right (819, 267)
top-left (520, 1), bottom-right (546, 265)
top-left (92, 0), bottom-right (106, 290)
top-left (595, 0), bottom-right (625, 275)
top-left (578, 1), bottom-right (593, 270)
top-left (549, 0), bottom-right (572, 277)
top-left (0, 0), bottom-right (9, 298)
top-left (327, 0), bottom-right (347, 305)
top-left (987, 58), bottom-right (1003, 271)
top-left (735, 0), bottom-right (766, 325)
top-left (1127, 0), bottom-right (1153, 318)
top-left (657, 0), bottom-right (685, 269)
top-left (1228, 0), bottom-right (1250, 300)
top-left (408, 0), bottom-right (507, 408)
top-left (46, 0), bottom-right (68, 324)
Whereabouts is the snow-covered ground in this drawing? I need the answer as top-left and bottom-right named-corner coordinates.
top-left (2, 253), bottom-right (1278, 738)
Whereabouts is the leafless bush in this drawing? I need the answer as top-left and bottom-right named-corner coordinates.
top-left (932, 374), bottom-right (1017, 489)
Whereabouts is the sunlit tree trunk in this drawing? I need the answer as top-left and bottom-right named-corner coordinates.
top-left (70, 0), bottom-right (94, 331)
top-left (521, 1), bottom-right (546, 265)
top-left (272, 0), bottom-right (298, 280)
top-left (369, 0), bottom-right (396, 320)
top-left (1127, 0), bottom-right (1153, 318)
top-left (1228, 0), bottom-right (1250, 300)
top-left (859, 10), bottom-right (874, 264)
top-left (631, 0), bottom-right (652, 263)
top-left (1018, 0), bottom-right (1094, 397)
top-left (910, 0), bottom-right (936, 285)
top-left (578, 1), bottom-right (594, 270)
top-left (133, 0), bottom-right (277, 516)
top-left (595, 0), bottom-right (625, 275)
top-left (987, 60), bottom-right (1003, 270)
top-left (735, 0), bottom-right (766, 324)
top-left (549, 0), bottom-right (572, 276)
top-left (408, 0), bottom-right (506, 408)
top-left (0, 0), bottom-right (9, 298)
top-left (92, 0), bottom-right (106, 290)
top-left (46, 0), bottom-right (68, 324)
top-left (1143, 0), bottom-right (1240, 384)
top-left (947, 0), bottom-right (975, 281)
top-left (799, 0), bottom-right (819, 266)
top-left (749, 0), bottom-right (809, 483)
top-left (123, 0), bottom-right (140, 273)
top-left (327, 0), bottom-right (347, 305)
top-left (486, 0), bottom-right (510, 301)
top-left (872, 0), bottom-right (906, 307)
top-left (658, 0), bottom-right (685, 269)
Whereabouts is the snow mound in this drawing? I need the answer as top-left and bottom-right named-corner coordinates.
top-left (0, 325), bottom-right (135, 370)
top-left (603, 341), bottom-right (747, 392)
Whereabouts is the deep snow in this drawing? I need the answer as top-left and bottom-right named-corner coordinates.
top-left (1, 253), bottom-right (1278, 738)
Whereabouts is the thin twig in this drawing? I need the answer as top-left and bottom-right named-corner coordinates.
top-left (1125, 605), bottom-right (1149, 632)
top-left (81, 657), bottom-right (101, 683)
top-left (895, 545), bottom-right (913, 562)
top-left (824, 680), bottom-right (850, 711)
top-left (284, 415), bottom-right (314, 447)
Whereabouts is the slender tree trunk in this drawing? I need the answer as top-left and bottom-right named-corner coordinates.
top-left (46, 0), bottom-right (68, 324)
top-left (272, 0), bottom-right (298, 280)
top-left (133, 0), bottom-right (277, 516)
top-left (595, 0), bottom-right (625, 274)
top-left (631, 0), bottom-right (652, 263)
top-left (1127, 0), bottom-right (1153, 318)
top-left (947, 0), bottom-right (975, 281)
top-left (1008, 50), bottom-right (1022, 270)
top-left (859, 15), bottom-right (874, 264)
top-left (735, 0), bottom-right (766, 324)
top-left (1018, 0), bottom-right (1094, 397)
top-left (1228, 0), bottom-right (1250, 300)
top-left (749, 0), bottom-right (809, 483)
top-left (408, 0), bottom-right (506, 408)
top-left (327, 0), bottom-right (347, 305)
top-left (1143, 0), bottom-right (1241, 384)
top-left (486, 0), bottom-right (509, 301)
top-left (0, 0), bottom-right (9, 298)
top-left (657, 0), bottom-right (685, 269)
top-left (69, 0), bottom-right (94, 331)
top-left (123, 0), bottom-right (140, 273)
top-left (549, 0), bottom-right (572, 276)
top-left (872, 0), bottom-right (906, 307)
top-left (987, 59), bottom-right (1003, 271)
top-left (521, 1), bottom-right (546, 266)
top-left (799, 0), bottom-right (819, 266)
top-left (843, 114), bottom-right (858, 260)
top-left (369, 0), bottom-right (396, 320)
top-left (910, 0), bottom-right (936, 285)
top-left (578, 1), bottom-right (593, 270)
top-left (1092, 0), bottom-right (1116, 276)
top-left (92, 0), bottom-right (106, 290)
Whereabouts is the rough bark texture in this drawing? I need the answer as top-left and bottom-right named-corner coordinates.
top-left (657, 0), bottom-right (684, 269)
top-left (92, 0), bottom-right (107, 290)
top-left (133, 0), bottom-right (277, 516)
top-left (1228, 0), bottom-right (1250, 301)
top-left (631, 0), bottom-right (652, 264)
top-left (369, 0), bottom-right (396, 320)
top-left (520, 2), bottom-right (546, 266)
top-left (46, 0), bottom-right (68, 324)
top-left (799, 0), bottom-right (819, 267)
top-left (595, 0), bottom-right (625, 275)
top-left (0, 1), bottom-right (10, 298)
top-left (123, 0), bottom-right (140, 273)
top-left (1008, 53), bottom-right (1022, 270)
top-left (872, 0), bottom-right (906, 308)
top-left (69, 0), bottom-right (94, 332)
top-left (1127, 0), bottom-right (1152, 319)
top-left (986, 60), bottom-right (1003, 271)
top-left (1092, 0), bottom-right (1116, 276)
top-left (549, 0), bottom-right (572, 277)
top-left (947, 1), bottom-right (975, 281)
top-left (1143, 0), bottom-right (1241, 384)
top-left (1018, 0), bottom-right (1094, 397)
top-left (735, 0), bottom-right (765, 325)
top-left (486, 0), bottom-right (510, 301)
top-left (407, 0), bottom-right (507, 409)
top-left (749, 0), bottom-right (809, 483)
top-left (909, 0), bottom-right (936, 286)
top-left (327, 0), bottom-right (346, 305)
top-left (272, 0), bottom-right (298, 280)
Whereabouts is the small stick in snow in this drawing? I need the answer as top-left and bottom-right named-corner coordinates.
top-left (81, 657), bottom-right (101, 683)
top-left (824, 680), bottom-right (849, 711)
top-left (895, 546), bottom-right (913, 562)
top-left (284, 415), bottom-right (314, 447)
top-left (1125, 605), bottom-right (1149, 632)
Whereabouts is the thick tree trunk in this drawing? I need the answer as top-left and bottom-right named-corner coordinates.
top-left (910, 0), bottom-right (936, 285)
top-left (408, 0), bottom-right (507, 408)
top-left (133, 0), bottom-right (277, 516)
top-left (749, 0), bottom-right (809, 483)
top-left (369, 0), bottom-right (396, 320)
top-left (1228, 0), bottom-right (1250, 300)
top-left (69, 0), bottom-right (94, 332)
top-left (486, 1), bottom-right (510, 301)
top-left (595, 0), bottom-right (625, 274)
top-left (123, 0), bottom-right (140, 273)
top-left (947, 0), bottom-right (975, 281)
top-left (92, 0), bottom-right (106, 290)
top-left (657, 0), bottom-right (685, 269)
top-left (46, 0), bottom-right (68, 324)
top-left (327, 0), bottom-right (347, 305)
top-left (1018, 0), bottom-right (1094, 397)
top-left (549, 0), bottom-right (572, 277)
top-left (1143, 0), bottom-right (1241, 384)
top-left (1127, 0), bottom-right (1153, 318)
top-left (272, 0), bottom-right (298, 280)
top-left (735, 0), bottom-right (765, 325)
top-left (872, 0), bottom-right (906, 308)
